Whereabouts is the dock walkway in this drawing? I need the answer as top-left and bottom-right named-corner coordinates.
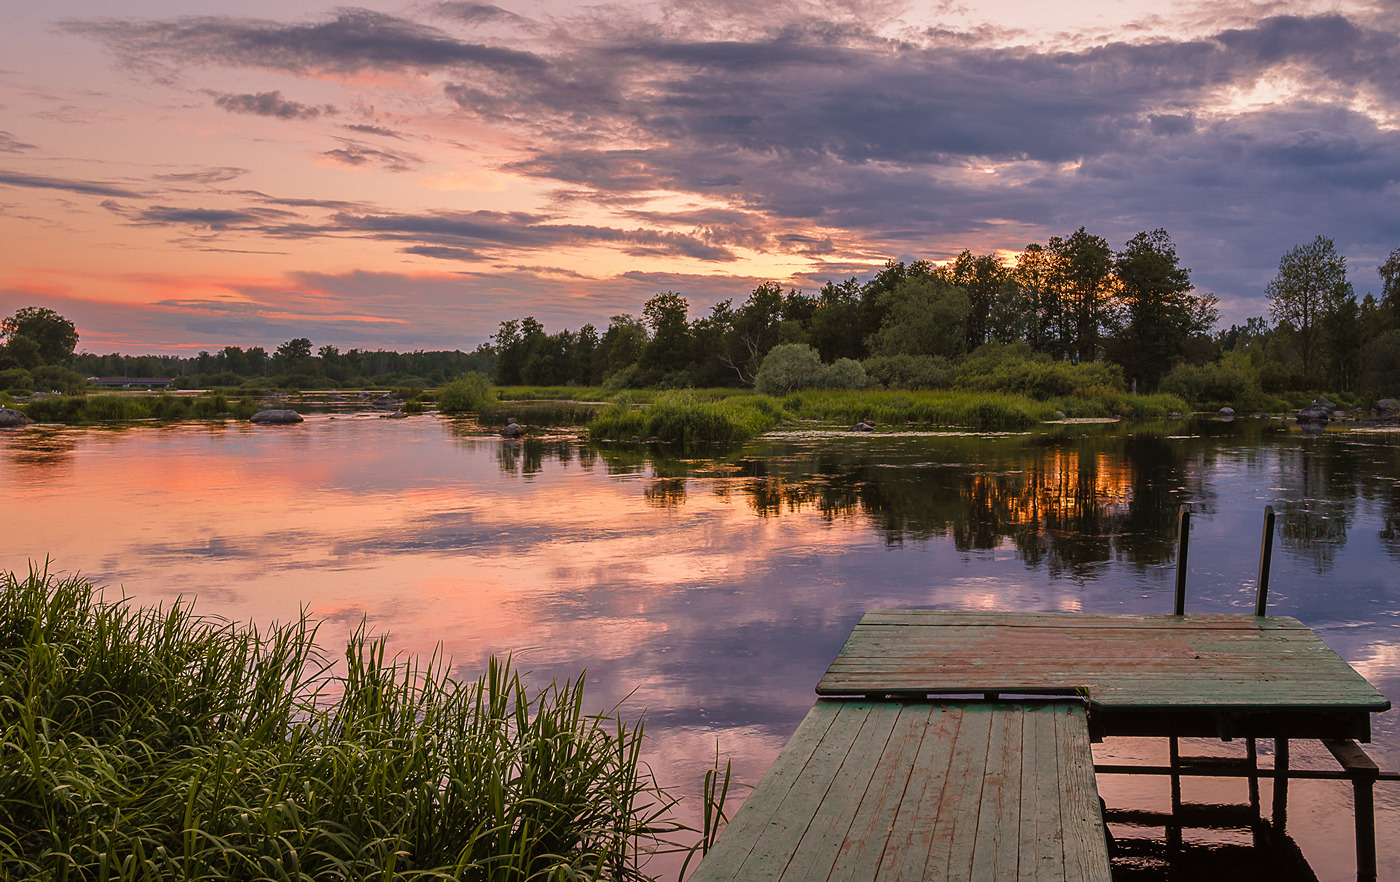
top-left (691, 699), bottom-right (1112, 881)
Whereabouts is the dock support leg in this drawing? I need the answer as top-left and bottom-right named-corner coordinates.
top-left (1354, 775), bottom-right (1376, 882)
top-left (1168, 736), bottom-right (1183, 852)
top-left (1273, 738), bottom-right (1289, 833)
top-left (1247, 737), bottom-right (1262, 844)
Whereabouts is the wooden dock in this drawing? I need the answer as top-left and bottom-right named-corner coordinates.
top-left (694, 610), bottom-right (1391, 881)
top-left (690, 699), bottom-right (1111, 881)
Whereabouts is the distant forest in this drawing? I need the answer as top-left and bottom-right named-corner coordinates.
top-left (4, 229), bottom-right (1400, 404)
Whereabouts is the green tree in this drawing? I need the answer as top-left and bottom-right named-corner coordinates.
top-left (950, 251), bottom-right (1013, 350)
top-left (1047, 228), bottom-right (1114, 363)
top-left (1011, 244), bottom-right (1058, 353)
top-left (1266, 236), bottom-right (1352, 381)
top-left (1, 306), bottom-right (78, 365)
top-left (640, 292), bottom-right (691, 374)
top-left (1108, 229), bottom-right (1213, 389)
top-left (865, 277), bottom-right (970, 360)
top-left (1379, 247), bottom-right (1400, 325)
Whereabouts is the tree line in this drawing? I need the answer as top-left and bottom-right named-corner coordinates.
top-left (3, 229), bottom-right (1398, 400)
top-left (491, 230), bottom-right (1400, 399)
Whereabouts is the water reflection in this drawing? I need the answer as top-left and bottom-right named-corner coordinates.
top-left (2, 416), bottom-right (1397, 881)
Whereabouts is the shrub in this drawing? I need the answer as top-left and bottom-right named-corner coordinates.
top-left (30, 365), bottom-right (88, 395)
top-left (436, 372), bottom-right (495, 413)
top-left (0, 367), bottom-right (35, 395)
top-left (954, 343), bottom-right (1126, 398)
top-left (756, 345), bottom-right (868, 395)
top-left (822, 358), bottom-right (868, 390)
top-left (755, 344), bottom-right (824, 395)
top-left (1159, 360), bottom-right (1261, 408)
top-left (862, 354), bottom-right (952, 390)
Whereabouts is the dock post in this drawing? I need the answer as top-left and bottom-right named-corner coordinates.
top-left (1255, 505), bottom-right (1276, 616)
top-left (1273, 738), bottom-right (1289, 833)
top-left (1174, 505), bottom-right (1190, 615)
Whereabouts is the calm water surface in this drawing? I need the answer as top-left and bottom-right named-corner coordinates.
top-left (4, 413), bottom-right (1398, 879)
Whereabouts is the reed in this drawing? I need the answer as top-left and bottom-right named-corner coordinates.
top-left (0, 567), bottom-right (687, 881)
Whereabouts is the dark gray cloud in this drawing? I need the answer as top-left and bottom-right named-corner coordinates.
top-left (103, 201), bottom-right (300, 230)
top-left (330, 209), bottom-right (736, 261)
top-left (0, 131), bottom-right (37, 153)
top-left (318, 139), bottom-right (421, 171)
top-left (63, 8), bottom-right (548, 75)
top-left (342, 123), bottom-right (403, 138)
top-left (212, 90), bottom-right (334, 119)
top-left (154, 167), bottom-right (249, 184)
top-left (0, 170), bottom-right (142, 198)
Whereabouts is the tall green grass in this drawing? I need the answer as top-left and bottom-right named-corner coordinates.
top-left (780, 389), bottom-right (1057, 430)
top-left (0, 567), bottom-right (687, 881)
top-left (19, 393), bottom-right (256, 424)
top-left (479, 400), bottom-right (603, 427)
top-left (587, 393), bottom-right (782, 443)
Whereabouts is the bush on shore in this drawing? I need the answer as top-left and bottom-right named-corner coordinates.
top-left (0, 567), bottom-right (682, 881)
top-left (435, 372), bottom-right (495, 414)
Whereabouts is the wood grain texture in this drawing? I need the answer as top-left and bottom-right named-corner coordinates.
top-left (816, 612), bottom-right (1390, 723)
top-left (691, 700), bottom-right (1112, 882)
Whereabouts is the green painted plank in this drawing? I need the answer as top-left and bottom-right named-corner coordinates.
top-left (1056, 705), bottom-right (1112, 881)
top-left (1020, 704), bottom-right (1066, 881)
top-left (824, 703), bottom-right (934, 882)
top-left (778, 702), bottom-right (903, 880)
top-left (937, 706), bottom-right (996, 880)
top-left (689, 700), bottom-right (844, 881)
top-left (875, 703), bottom-right (966, 881)
top-left (971, 704), bottom-right (1023, 881)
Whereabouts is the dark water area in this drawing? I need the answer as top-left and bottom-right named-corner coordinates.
top-left (3, 414), bottom-right (1398, 879)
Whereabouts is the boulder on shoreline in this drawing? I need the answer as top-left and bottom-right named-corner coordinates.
top-left (250, 409), bottom-right (304, 424)
top-left (0, 407), bottom-right (34, 428)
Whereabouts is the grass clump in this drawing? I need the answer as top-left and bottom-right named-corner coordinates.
top-left (480, 400), bottom-right (603, 427)
top-left (781, 389), bottom-right (1055, 430)
top-left (0, 567), bottom-right (683, 881)
top-left (588, 392), bottom-right (782, 443)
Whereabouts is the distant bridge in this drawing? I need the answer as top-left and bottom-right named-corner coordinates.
top-left (87, 377), bottom-right (178, 389)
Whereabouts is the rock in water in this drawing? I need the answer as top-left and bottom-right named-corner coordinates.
top-left (500, 418), bottom-right (525, 437)
top-left (0, 407), bottom-right (34, 427)
top-left (250, 409), bottom-right (304, 424)
top-left (1295, 400), bottom-right (1331, 423)
top-left (1218, 407), bottom-right (1235, 419)
top-left (850, 421), bottom-right (875, 432)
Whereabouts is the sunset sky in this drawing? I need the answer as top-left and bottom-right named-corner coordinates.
top-left (3, 0), bottom-right (1398, 354)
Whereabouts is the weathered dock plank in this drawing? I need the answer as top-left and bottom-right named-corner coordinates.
top-left (816, 612), bottom-right (1390, 736)
top-left (691, 700), bottom-right (1111, 882)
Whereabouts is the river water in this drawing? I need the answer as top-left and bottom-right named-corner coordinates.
top-left (3, 413), bottom-right (1398, 879)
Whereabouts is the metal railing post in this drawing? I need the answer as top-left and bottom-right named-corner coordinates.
top-left (1174, 505), bottom-right (1190, 615)
top-left (1255, 505), bottom-right (1276, 616)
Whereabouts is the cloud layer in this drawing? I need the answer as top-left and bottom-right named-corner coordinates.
top-left (2, 2), bottom-right (1397, 350)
